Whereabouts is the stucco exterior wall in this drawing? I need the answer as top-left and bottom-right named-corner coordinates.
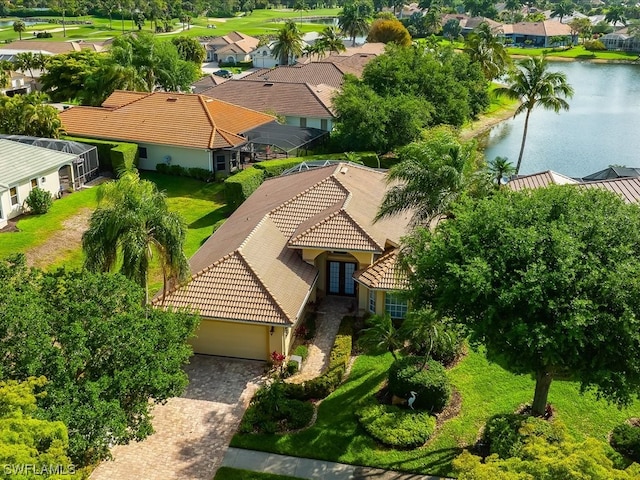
top-left (191, 317), bottom-right (270, 360)
top-left (285, 116), bottom-right (333, 132)
top-left (0, 166), bottom-right (65, 224)
top-left (137, 143), bottom-right (211, 172)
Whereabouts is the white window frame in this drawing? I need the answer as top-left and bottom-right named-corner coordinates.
top-left (9, 186), bottom-right (19, 206)
top-left (368, 290), bottom-right (376, 314)
top-left (30, 178), bottom-right (38, 189)
top-left (385, 293), bottom-right (408, 319)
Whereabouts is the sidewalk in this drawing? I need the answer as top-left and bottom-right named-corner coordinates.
top-left (221, 447), bottom-right (449, 480)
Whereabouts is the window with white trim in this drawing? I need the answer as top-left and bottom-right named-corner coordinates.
top-left (385, 293), bottom-right (408, 319)
top-left (368, 290), bottom-right (376, 314)
top-left (9, 187), bottom-right (18, 206)
top-left (30, 178), bottom-right (38, 189)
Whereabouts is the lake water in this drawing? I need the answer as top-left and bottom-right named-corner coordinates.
top-left (0, 20), bottom-right (38, 27)
top-left (482, 61), bottom-right (640, 178)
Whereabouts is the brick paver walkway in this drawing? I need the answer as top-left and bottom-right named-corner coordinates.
top-left (287, 297), bottom-right (353, 384)
top-left (90, 355), bottom-right (264, 480)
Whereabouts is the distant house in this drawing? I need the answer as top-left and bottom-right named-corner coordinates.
top-left (581, 166), bottom-right (640, 181)
top-left (502, 20), bottom-right (573, 46)
top-left (155, 162), bottom-right (411, 360)
top-left (507, 170), bottom-right (578, 191)
top-left (241, 62), bottom-right (348, 88)
top-left (441, 14), bottom-right (503, 36)
top-left (191, 73), bottom-right (229, 94)
top-left (200, 31), bottom-right (259, 63)
top-left (0, 71), bottom-right (35, 96)
top-left (59, 90), bottom-right (275, 175)
top-left (200, 81), bottom-right (337, 131)
top-left (0, 40), bottom-right (105, 57)
top-left (600, 29), bottom-right (640, 53)
top-left (250, 41), bottom-right (305, 68)
top-left (0, 139), bottom-right (78, 228)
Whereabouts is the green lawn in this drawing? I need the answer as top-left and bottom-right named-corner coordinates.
top-left (0, 9), bottom-right (341, 43)
top-left (506, 45), bottom-right (639, 61)
top-left (231, 349), bottom-right (640, 477)
top-left (214, 467), bottom-right (304, 480)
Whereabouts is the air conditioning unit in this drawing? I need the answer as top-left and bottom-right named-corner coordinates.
top-left (163, 155), bottom-right (172, 165)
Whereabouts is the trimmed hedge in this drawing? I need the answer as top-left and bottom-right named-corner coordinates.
top-left (62, 136), bottom-right (138, 174)
top-left (356, 399), bottom-right (436, 448)
top-left (254, 158), bottom-right (310, 178)
top-left (284, 316), bottom-right (353, 401)
top-left (224, 167), bottom-right (265, 211)
top-left (388, 357), bottom-right (451, 413)
top-left (611, 423), bottom-right (640, 462)
top-left (156, 164), bottom-right (213, 182)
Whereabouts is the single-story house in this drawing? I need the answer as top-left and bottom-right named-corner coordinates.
top-left (502, 20), bottom-right (573, 47)
top-left (0, 139), bottom-right (78, 228)
top-left (59, 90), bottom-right (276, 175)
top-left (200, 31), bottom-right (259, 63)
top-left (441, 14), bottom-right (503, 36)
top-left (241, 62), bottom-right (349, 89)
top-left (600, 29), bottom-right (640, 53)
top-left (250, 41), bottom-right (302, 68)
top-left (200, 80), bottom-right (337, 131)
top-left (0, 40), bottom-right (104, 57)
top-left (155, 162), bottom-right (412, 360)
top-left (507, 170), bottom-right (578, 191)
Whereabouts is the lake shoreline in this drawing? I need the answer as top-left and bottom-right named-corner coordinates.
top-left (460, 102), bottom-right (521, 142)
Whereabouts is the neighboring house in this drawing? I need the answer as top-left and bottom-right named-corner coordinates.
top-left (250, 41), bottom-right (306, 68)
top-left (0, 40), bottom-right (104, 57)
top-left (502, 21), bottom-right (573, 46)
top-left (0, 139), bottom-right (78, 228)
top-left (191, 73), bottom-right (229, 94)
top-left (0, 71), bottom-right (35, 96)
top-left (441, 14), bottom-right (504, 35)
top-left (507, 170), bottom-right (578, 191)
top-left (581, 166), bottom-right (640, 181)
top-left (59, 90), bottom-right (275, 175)
top-left (241, 62), bottom-right (351, 89)
top-left (200, 80), bottom-right (337, 131)
top-left (155, 162), bottom-right (412, 361)
top-left (200, 31), bottom-right (259, 63)
top-left (600, 29), bottom-right (640, 53)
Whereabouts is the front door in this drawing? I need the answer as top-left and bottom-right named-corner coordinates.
top-left (327, 261), bottom-right (357, 296)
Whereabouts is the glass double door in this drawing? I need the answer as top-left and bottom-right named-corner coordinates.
top-left (327, 261), bottom-right (357, 296)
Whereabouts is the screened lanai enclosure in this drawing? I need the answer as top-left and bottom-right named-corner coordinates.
top-left (236, 123), bottom-right (328, 162)
top-left (0, 135), bottom-right (99, 189)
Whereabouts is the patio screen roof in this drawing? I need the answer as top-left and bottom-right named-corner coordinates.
top-left (239, 123), bottom-right (328, 154)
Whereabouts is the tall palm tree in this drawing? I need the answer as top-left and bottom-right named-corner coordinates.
top-left (13, 52), bottom-right (36, 78)
top-left (494, 56), bottom-right (574, 175)
top-left (316, 25), bottom-right (346, 55)
top-left (550, 0), bottom-right (574, 24)
top-left (604, 5), bottom-right (627, 27)
top-left (463, 22), bottom-right (510, 80)
top-left (13, 20), bottom-right (26, 41)
top-left (82, 172), bottom-right (189, 303)
top-left (487, 156), bottom-right (516, 187)
top-left (338, 0), bottom-right (373, 46)
top-left (293, 0), bottom-right (307, 24)
top-left (358, 313), bottom-right (402, 360)
top-left (272, 20), bottom-right (304, 66)
top-left (376, 127), bottom-right (481, 226)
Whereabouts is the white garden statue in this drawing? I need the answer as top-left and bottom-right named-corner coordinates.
top-left (407, 391), bottom-right (417, 410)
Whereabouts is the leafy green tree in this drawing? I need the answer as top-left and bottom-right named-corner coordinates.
top-left (366, 18), bottom-right (412, 46)
top-left (83, 171), bottom-right (189, 302)
top-left (550, 0), bottom-right (574, 24)
top-left (358, 313), bottom-right (402, 359)
top-left (332, 78), bottom-right (432, 154)
top-left (0, 93), bottom-right (64, 138)
top-left (569, 17), bottom-right (591, 42)
top-left (0, 255), bottom-right (199, 465)
top-left (403, 186), bottom-right (640, 416)
top-left (443, 18), bottom-right (462, 43)
top-left (494, 56), bottom-right (573, 175)
top-left (83, 62), bottom-right (147, 106)
top-left (339, 0), bottom-right (374, 46)
top-left (0, 60), bottom-right (11, 89)
top-left (605, 5), bottom-right (627, 26)
top-left (172, 36), bottom-right (206, 63)
top-left (272, 20), bottom-right (304, 66)
top-left (0, 377), bottom-right (80, 479)
top-left (504, 0), bottom-right (522, 22)
top-left (39, 50), bottom-right (106, 102)
top-left (376, 126), bottom-right (484, 226)
top-left (13, 20), bottom-right (26, 40)
top-left (464, 22), bottom-right (511, 80)
top-left (463, 0), bottom-right (497, 17)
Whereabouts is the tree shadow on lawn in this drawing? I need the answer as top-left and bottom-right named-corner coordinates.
top-left (189, 207), bottom-right (228, 231)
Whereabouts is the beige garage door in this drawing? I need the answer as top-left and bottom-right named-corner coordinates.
top-left (191, 319), bottom-right (268, 361)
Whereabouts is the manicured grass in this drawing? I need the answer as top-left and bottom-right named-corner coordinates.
top-left (506, 45), bottom-right (639, 61)
top-left (484, 83), bottom-right (519, 116)
top-left (231, 349), bottom-right (640, 477)
top-left (214, 467), bottom-right (304, 480)
top-left (0, 9), bottom-right (341, 43)
top-left (0, 187), bottom-right (98, 261)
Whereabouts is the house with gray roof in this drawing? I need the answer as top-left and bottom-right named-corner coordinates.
top-left (0, 139), bottom-right (79, 228)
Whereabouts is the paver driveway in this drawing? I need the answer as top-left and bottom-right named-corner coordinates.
top-left (90, 355), bottom-right (264, 480)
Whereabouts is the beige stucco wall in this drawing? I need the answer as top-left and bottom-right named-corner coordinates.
top-left (137, 143), bottom-right (211, 172)
top-left (285, 115), bottom-right (333, 132)
top-left (0, 166), bottom-right (65, 224)
top-left (191, 317), bottom-right (270, 360)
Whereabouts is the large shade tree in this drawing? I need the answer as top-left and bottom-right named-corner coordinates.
top-left (0, 92), bottom-right (64, 138)
top-left (494, 56), bottom-right (573, 175)
top-left (272, 20), bottom-right (304, 66)
top-left (82, 171), bottom-right (189, 303)
top-left (403, 186), bottom-right (640, 416)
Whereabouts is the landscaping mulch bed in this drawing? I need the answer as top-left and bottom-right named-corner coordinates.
top-left (0, 218), bottom-right (20, 233)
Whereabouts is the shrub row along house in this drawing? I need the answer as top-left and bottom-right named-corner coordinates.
top-left (154, 163), bottom-right (411, 361)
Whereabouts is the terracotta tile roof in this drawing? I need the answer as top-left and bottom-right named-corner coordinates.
top-left (354, 249), bottom-right (409, 291)
top-left (508, 171), bottom-right (578, 191)
top-left (158, 162), bottom-right (412, 325)
top-left (101, 91), bottom-right (149, 108)
top-left (0, 40), bottom-right (104, 55)
top-left (202, 32), bottom-right (259, 53)
top-left (200, 80), bottom-right (336, 118)
top-left (503, 20), bottom-right (571, 36)
top-left (241, 63), bottom-right (346, 88)
top-left (579, 177), bottom-right (640, 203)
top-left (59, 91), bottom-right (274, 149)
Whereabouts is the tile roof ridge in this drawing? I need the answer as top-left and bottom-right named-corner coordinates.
top-left (268, 174), bottom-right (348, 216)
top-left (196, 94), bottom-right (218, 148)
top-left (236, 249), bottom-right (291, 324)
top-left (303, 83), bottom-right (335, 115)
top-left (201, 94), bottom-right (276, 126)
top-left (105, 90), bottom-right (153, 109)
top-left (338, 207), bottom-right (384, 251)
top-left (216, 127), bottom-right (246, 147)
top-left (289, 207), bottom-right (346, 244)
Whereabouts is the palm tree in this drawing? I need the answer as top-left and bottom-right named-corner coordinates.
top-left (293, 0), bottom-right (307, 24)
top-left (339, 0), bottom-right (373, 46)
top-left (358, 313), bottom-right (402, 359)
top-left (0, 60), bottom-right (12, 89)
top-left (463, 22), bottom-right (511, 80)
top-left (13, 20), bottom-right (26, 41)
top-left (316, 25), bottom-right (346, 55)
top-left (504, 0), bottom-right (521, 22)
top-left (376, 127), bottom-right (481, 226)
top-left (487, 156), bottom-right (516, 187)
top-left (272, 20), bottom-right (304, 66)
top-left (550, 0), bottom-right (573, 24)
top-left (13, 52), bottom-right (36, 78)
top-left (398, 308), bottom-right (451, 364)
top-left (82, 172), bottom-right (189, 303)
top-left (604, 5), bottom-right (627, 27)
top-left (494, 56), bottom-right (574, 175)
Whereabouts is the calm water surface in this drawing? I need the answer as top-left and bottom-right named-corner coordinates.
top-left (482, 61), bottom-right (640, 178)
